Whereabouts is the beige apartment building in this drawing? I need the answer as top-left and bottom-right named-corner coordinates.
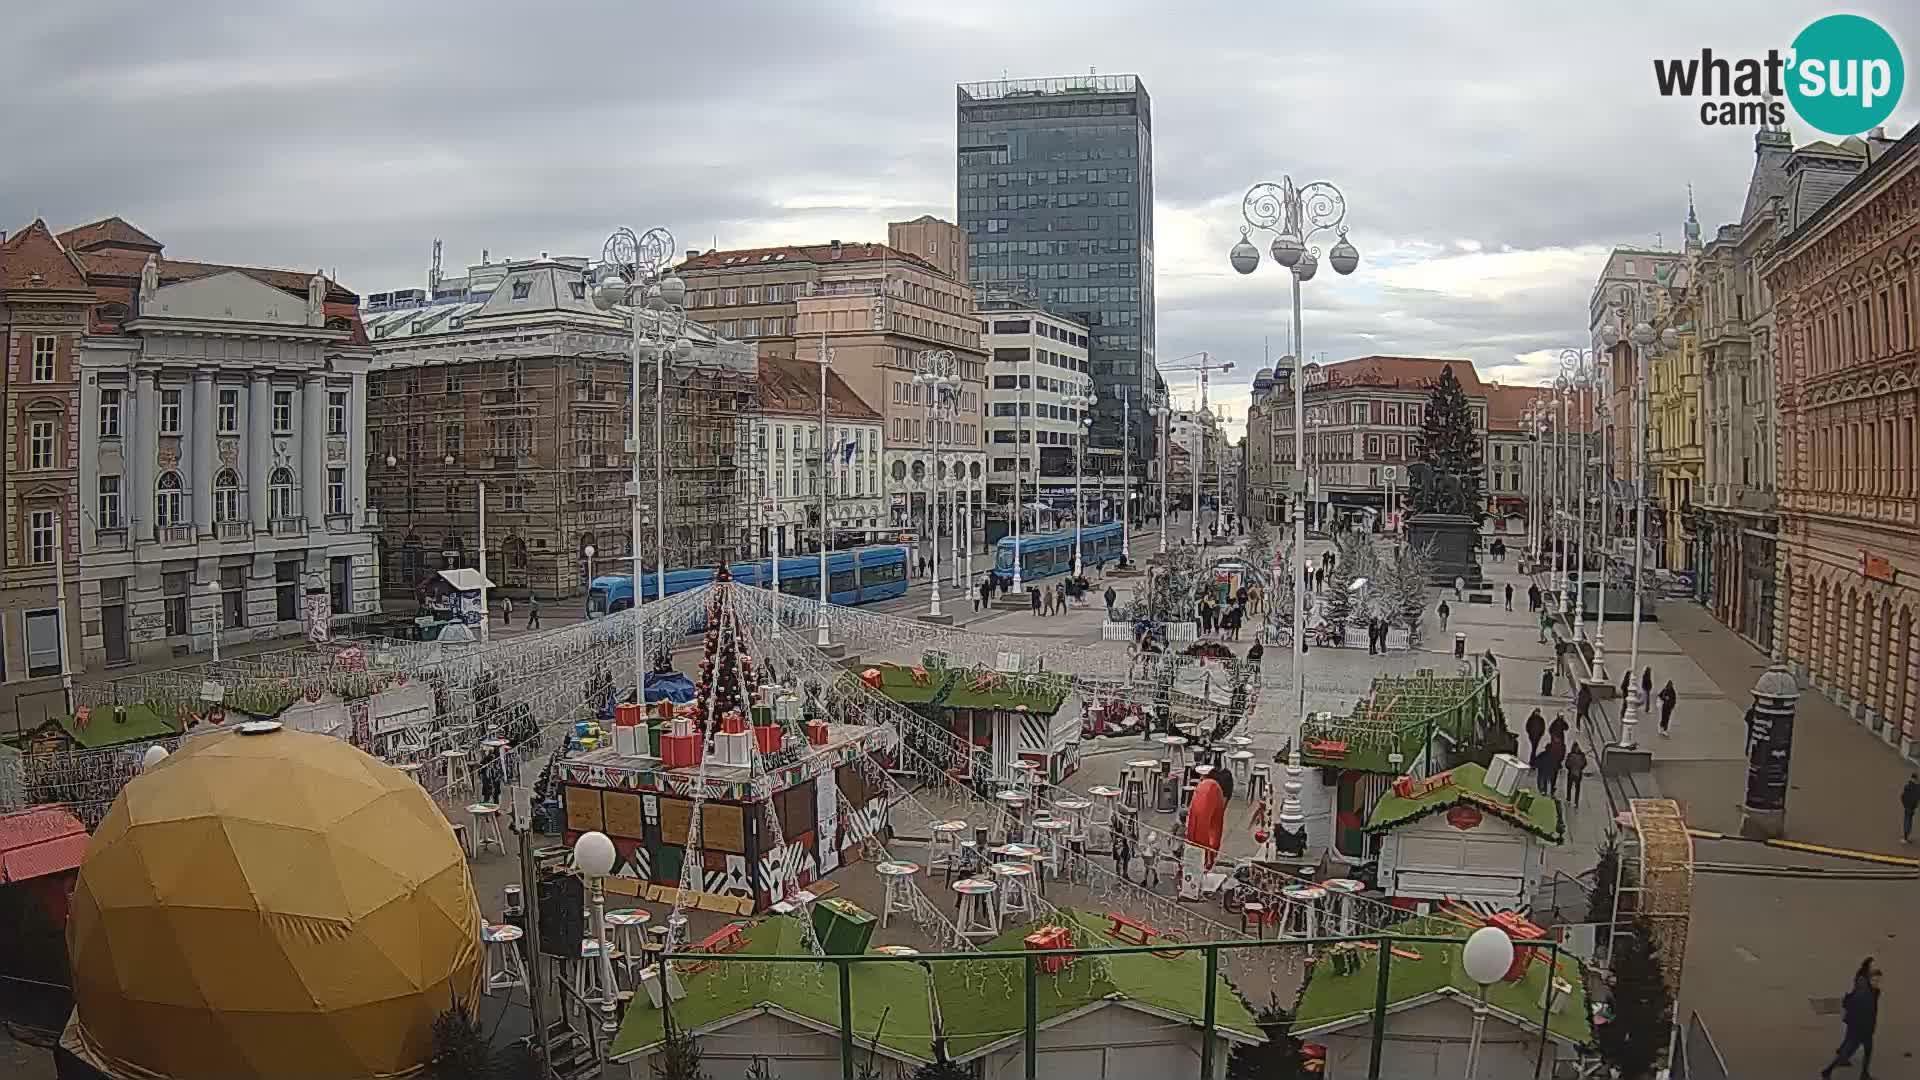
top-left (680, 227), bottom-right (989, 556)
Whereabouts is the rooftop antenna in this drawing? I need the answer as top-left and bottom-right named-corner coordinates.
top-left (429, 238), bottom-right (443, 297)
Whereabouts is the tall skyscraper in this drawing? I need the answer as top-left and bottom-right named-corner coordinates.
top-left (957, 75), bottom-right (1155, 459)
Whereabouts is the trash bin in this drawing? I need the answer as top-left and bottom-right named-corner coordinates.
top-left (1453, 632), bottom-right (1466, 659)
top-left (1541, 666), bottom-right (1555, 696)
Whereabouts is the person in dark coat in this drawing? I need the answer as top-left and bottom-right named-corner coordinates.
top-left (1030, 587), bottom-right (1042, 615)
top-left (1901, 773), bottom-right (1919, 843)
top-left (1531, 739), bottom-right (1560, 794)
top-left (1437, 599), bottom-right (1451, 632)
top-left (1527, 583), bottom-right (1542, 612)
top-left (1657, 679), bottom-right (1678, 735)
top-left (1548, 711), bottom-right (1569, 749)
top-left (1620, 666), bottom-right (1632, 703)
top-left (1103, 585), bottom-right (1118, 618)
top-left (1821, 958), bottom-right (1882, 1078)
top-left (1524, 709), bottom-right (1547, 761)
top-left (1504, 582), bottom-right (1514, 611)
top-left (1563, 743), bottom-right (1588, 808)
top-left (1575, 682), bottom-right (1593, 727)
top-left (1641, 666), bottom-right (1654, 701)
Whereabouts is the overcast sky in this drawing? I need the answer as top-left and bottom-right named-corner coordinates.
top-left (6, 2), bottom-right (1917, 438)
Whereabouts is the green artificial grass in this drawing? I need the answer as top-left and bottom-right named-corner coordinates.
top-left (1364, 762), bottom-right (1562, 842)
top-left (59, 704), bottom-right (179, 749)
top-left (1292, 917), bottom-right (1592, 1047)
top-left (866, 663), bottom-right (1068, 716)
top-left (611, 908), bottom-right (1262, 1064)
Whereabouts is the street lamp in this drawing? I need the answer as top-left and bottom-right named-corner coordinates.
top-left (1560, 349), bottom-right (1597, 640)
top-left (1590, 356), bottom-right (1615, 683)
top-left (593, 225), bottom-right (689, 701)
top-left (1460, 925), bottom-right (1516, 1079)
top-left (1146, 390), bottom-right (1171, 556)
top-left (1066, 390), bottom-right (1098, 576)
top-left (1232, 174), bottom-right (1360, 836)
top-left (914, 350), bottom-right (961, 619)
top-left (1553, 375), bottom-right (1572, 615)
top-left (571, 830), bottom-right (621, 1037)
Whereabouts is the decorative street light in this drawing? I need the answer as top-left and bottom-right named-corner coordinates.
top-left (593, 225), bottom-right (689, 699)
top-left (1066, 390), bottom-right (1098, 576)
top-left (1461, 925), bottom-right (1517, 1079)
top-left (1553, 374), bottom-right (1571, 615)
top-left (914, 350), bottom-right (961, 619)
top-left (1615, 300), bottom-right (1661, 750)
top-left (1559, 349), bottom-right (1598, 640)
top-left (1231, 175), bottom-right (1360, 836)
top-left (1146, 389), bottom-right (1171, 555)
top-left (1590, 357), bottom-right (1614, 683)
top-left (571, 830), bottom-right (621, 1037)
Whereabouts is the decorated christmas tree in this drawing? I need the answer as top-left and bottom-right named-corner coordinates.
top-left (689, 565), bottom-right (762, 731)
top-left (1320, 533), bottom-right (1378, 628)
top-left (1409, 363), bottom-right (1487, 522)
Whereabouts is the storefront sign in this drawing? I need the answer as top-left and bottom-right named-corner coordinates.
top-left (1446, 805), bottom-right (1484, 831)
top-left (1860, 551), bottom-right (1897, 584)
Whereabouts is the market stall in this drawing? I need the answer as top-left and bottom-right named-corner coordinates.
top-left (864, 659), bottom-right (1074, 784)
top-left (1365, 761), bottom-right (1563, 916)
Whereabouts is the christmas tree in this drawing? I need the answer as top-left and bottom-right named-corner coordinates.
top-left (1320, 533), bottom-right (1378, 628)
top-left (1373, 539), bottom-right (1436, 645)
top-left (1596, 916), bottom-right (1673, 1080)
top-left (1226, 998), bottom-right (1306, 1079)
top-left (1410, 364), bottom-right (1487, 522)
top-left (690, 565), bottom-right (762, 731)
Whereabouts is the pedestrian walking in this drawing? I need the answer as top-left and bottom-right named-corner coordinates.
top-left (1549, 711), bottom-right (1569, 748)
top-left (1437, 599), bottom-right (1450, 632)
top-left (501, 595), bottom-right (514, 627)
top-left (1524, 709), bottom-right (1546, 761)
top-left (1504, 582), bottom-right (1513, 611)
top-left (1527, 583), bottom-right (1542, 612)
top-left (1641, 666), bottom-right (1654, 701)
top-left (1538, 608), bottom-right (1553, 644)
top-left (1657, 680), bottom-right (1677, 735)
top-left (1820, 959), bottom-right (1881, 1078)
top-left (1453, 576), bottom-right (1464, 601)
top-left (526, 598), bottom-right (541, 630)
top-left (478, 750), bottom-right (503, 805)
top-left (1030, 587), bottom-right (1042, 616)
top-left (1104, 585), bottom-right (1118, 619)
top-left (1619, 667), bottom-right (1632, 704)
top-left (1575, 682), bottom-right (1593, 727)
top-left (1055, 581), bottom-right (1066, 615)
top-left (1564, 743), bottom-right (1587, 808)
top-left (1901, 773), bottom-right (1919, 843)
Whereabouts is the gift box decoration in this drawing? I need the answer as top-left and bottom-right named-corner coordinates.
top-left (647, 723), bottom-right (664, 758)
top-left (721, 712), bottom-right (749, 736)
top-left (775, 694), bottom-right (802, 724)
top-left (1023, 924), bottom-right (1074, 974)
top-left (810, 898), bottom-right (877, 956)
top-left (614, 702), bottom-right (644, 728)
top-left (805, 720), bottom-right (831, 747)
top-left (654, 699), bottom-right (675, 722)
top-left (661, 732), bottom-right (703, 770)
top-left (753, 724), bottom-right (783, 755)
top-left (612, 722), bottom-right (641, 757)
top-left (716, 730), bottom-right (753, 768)
top-left (751, 704), bottom-right (773, 728)
top-left (859, 668), bottom-right (883, 690)
top-left (670, 716), bottom-right (696, 740)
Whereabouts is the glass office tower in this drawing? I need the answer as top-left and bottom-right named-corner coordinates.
top-left (957, 75), bottom-right (1155, 462)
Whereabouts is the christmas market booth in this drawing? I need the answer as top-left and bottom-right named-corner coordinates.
top-left (1365, 761), bottom-right (1563, 916)
top-left (1291, 915), bottom-right (1592, 1077)
top-left (861, 657), bottom-right (1074, 783)
top-left (559, 577), bottom-right (901, 914)
top-left (1300, 658), bottom-right (1503, 860)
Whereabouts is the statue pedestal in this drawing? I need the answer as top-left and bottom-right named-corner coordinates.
top-left (1405, 513), bottom-right (1486, 589)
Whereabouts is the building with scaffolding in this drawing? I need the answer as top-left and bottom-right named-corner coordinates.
top-left (361, 250), bottom-right (758, 604)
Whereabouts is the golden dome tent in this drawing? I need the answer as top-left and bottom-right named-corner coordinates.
top-left (63, 722), bottom-right (481, 1079)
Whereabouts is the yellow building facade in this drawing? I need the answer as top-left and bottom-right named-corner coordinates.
top-left (1647, 202), bottom-right (1707, 572)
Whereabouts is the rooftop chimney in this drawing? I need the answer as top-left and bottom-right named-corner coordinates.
top-left (830, 240), bottom-right (842, 259)
top-left (686, 249), bottom-right (701, 260)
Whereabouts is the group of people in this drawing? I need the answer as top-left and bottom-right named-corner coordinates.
top-left (1522, 707), bottom-right (1588, 807)
top-left (1198, 591), bottom-right (1249, 639)
top-left (492, 595), bottom-right (541, 629)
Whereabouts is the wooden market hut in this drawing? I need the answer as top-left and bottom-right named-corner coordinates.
top-left (864, 662), bottom-right (1074, 783)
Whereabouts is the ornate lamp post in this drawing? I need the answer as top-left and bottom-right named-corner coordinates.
top-left (1614, 296), bottom-right (1663, 748)
top-left (1067, 390), bottom-right (1098, 576)
top-left (593, 226), bottom-right (689, 697)
top-left (1560, 349), bottom-right (1597, 638)
top-left (914, 350), bottom-right (961, 619)
top-left (1231, 175), bottom-right (1360, 836)
top-left (1591, 386), bottom-right (1614, 681)
top-left (1553, 375), bottom-right (1571, 615)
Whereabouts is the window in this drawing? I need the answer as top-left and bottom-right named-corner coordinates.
top-left (327, 468), bottom-right (347, 515)
top-left (328, 391), bottom-right (348, 435)
top-left (159, 389), bottom-right (181, 434)
top-left (163, 572), bottom-right (190, 636)
top-left (24, 609), bottom-right (62, 678)
top-left (510, 279), bottom-right (532, 300)
top-left (273, 390), bottom-right (293, 432)
top-left (28, 510), bottom-right (55, 565)
top-left (213, 469), bottom-right (241, 522)
top-left (744, 286), bottom-right (760, 303)
top-left (98, 389), bottom-right (122, 437)
top-left (722, 288), bottom-right (738, 305)
top-left (155, 472), bottom-right (184, 527)
top-left (276, 560), bottom-right (302, 621)
top-left (503, 484), bottom-right (525, 511)
top-left (31, 336), bottom-right (56, 382)
top-left (445, 424), bottom-right (464, 453)
top-left (217, 388), bottom-right (239, 433)
top-left (1349, 403), bottom-right (1368, 424)
top-left (268, 467), bottom-right (296, 520)
top-left (29, 419), bottom-right (56, 470)
top-left (97, 475), bottom-right (122, 528)
top-left (220, 566), bottom-right (246, 629)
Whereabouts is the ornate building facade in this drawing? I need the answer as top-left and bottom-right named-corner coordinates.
top-left (1768, 125), bottom-right (1920, 760)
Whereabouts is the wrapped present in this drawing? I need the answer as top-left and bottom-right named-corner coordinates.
top-left (612, 723), bottom-right (641, 756)
top-left (654, 699), bottom-right (675, 722)
top-left (805, 720), bottom-right (831, 746)
top-left (715, 730), bottom-right (753, 768)
top-left (810, 899), bottom-right (877, 956)
top-left (614, 702), bottom-right (644, 728)
top-left (661, 732), bottom-right (703, 770)
top-left (753, 725), bottom-right (783, 755)
top-left (721, 712), bottom-right (748, 735)
top-left (751, 704), bottom-right (773, 727)
top-left (1023, 924), bottom-right (1074, 974)
top-left (775, 694), bottom-right (802, 723)
top-left (647, 723), bottom-right (664, 758)
top-left (670, 716), bottom-right (696, 740)
top-left (859, 668), bottom-right (883, 690)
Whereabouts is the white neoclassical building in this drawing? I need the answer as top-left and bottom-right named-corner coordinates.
top-left (754, 357), bottom-right (887, 553)
top-left (66, 220), bottom-right (378, 667)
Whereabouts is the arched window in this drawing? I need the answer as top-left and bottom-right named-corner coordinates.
top-left (213, 468), bottom-right (242, 522)
top-left (268, 467), bottom-right (296, 520)
top-left (155, 471), bottom-right (184, 527)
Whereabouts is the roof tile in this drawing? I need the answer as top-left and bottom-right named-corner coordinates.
top-left (57, 215), bottom-right (163, 253)
top-left (758, 358), bottom-right (881, 420)
top-left (682, 242), bottom-right (937, 274)
top-left (0, 220), bottom-right (90, 291)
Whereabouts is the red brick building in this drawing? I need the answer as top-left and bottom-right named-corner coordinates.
top-left (1769, 126), bottom-right (1920, 760)
top-left (0, 222), bottom-right (90, 736)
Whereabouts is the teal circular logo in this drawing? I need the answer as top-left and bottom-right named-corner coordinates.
top-left (1787, 14), bottom-right (1904, 136)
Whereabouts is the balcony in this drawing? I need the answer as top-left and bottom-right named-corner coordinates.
top-left (216, 521), bottom-right (251, 541)
top-left (270, 517), bottom-right (308, 539)
top-left (156, 524), bottom-right (194, 545)
top-left (94, 526), bottom-right (128, 552)
top-left (325, 514), bottom-right (354, 534)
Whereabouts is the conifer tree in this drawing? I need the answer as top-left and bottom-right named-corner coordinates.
top-left (1596, 916), bottom-right (1673, 1080)
top-left (1410, 364), bottom-right (1487, 521)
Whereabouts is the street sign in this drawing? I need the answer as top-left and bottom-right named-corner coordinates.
top-left (1383, 466), bottom-right (1397, 481)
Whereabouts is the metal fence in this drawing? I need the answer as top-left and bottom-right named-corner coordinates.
top-left (1671, 1010), bottom-right (1730, 1080)
top-left (590, 932), bottom-right (1584, 1080)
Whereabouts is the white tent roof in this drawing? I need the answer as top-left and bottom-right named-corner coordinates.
top-left (436, 568), bottom-right (495, 592)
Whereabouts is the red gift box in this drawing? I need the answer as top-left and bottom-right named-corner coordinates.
top-left (1024, 925), bottom-right (1073, 974)
top-left (654, 699), bottom-right (675, 722)
top-left (860, 668), bottom-right (883, 690)
top-left (805, 720), bottom-right (830, 746)
top-left (615, 703), bottom-right (643, 728)
top-left (1486, 912), bottom-right (1546, 981)
top-left (721, 712), bottom-right (748, 735)
top-left (661, 732), bottom-right (703, 770)
top-left (754, 725), bottom-right (783, 755)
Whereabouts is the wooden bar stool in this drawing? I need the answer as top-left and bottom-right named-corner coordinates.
top-left (1282, 884), bottom-right (1326, 955)
top-left (953, 878), bottom-right (1001, 941)
top-left (1229, 750), bottom-right (1256, 789)
top-left (440, 748), bottom-right (471, 802)
top-left (605, 908), bottom-right (651, 983)
top-left (466, 803), bottom-right (505, 857)
top-left (1122, 760), bottom-right (1157, 811)
top-left (1238, 902), bottom-right (1267, 939)
top-left (989, 862), bottom-right (1034, 921)
top-left (876, 860), bottom-right (921, 928)
top-left (1030, 818), bottom-right (1069, 878)
top-left (1249, 763), bottom-right (1273, 805)
top-left (930, 819), bottom-right (969, 874)
top-left (994, 790), bottom-right (1029, 844)
top-left (481, 923), bottom-right (528, 994)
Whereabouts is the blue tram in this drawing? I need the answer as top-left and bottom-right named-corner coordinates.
top-left (586, 544), bottom-right (910, 616)
top-left (991, 522), bottom-right (1124, 582)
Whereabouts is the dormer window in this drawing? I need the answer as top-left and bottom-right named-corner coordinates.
top-left (569, 281), bottom-right (586, 300)
top-left (510, 280), bottom-right (532, 300)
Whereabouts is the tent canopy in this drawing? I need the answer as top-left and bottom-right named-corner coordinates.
top-left (435, 568), bottom-right (495, 592)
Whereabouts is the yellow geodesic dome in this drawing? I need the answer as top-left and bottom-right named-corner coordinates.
top-left (66, 725), bottom-right (481, 1079)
